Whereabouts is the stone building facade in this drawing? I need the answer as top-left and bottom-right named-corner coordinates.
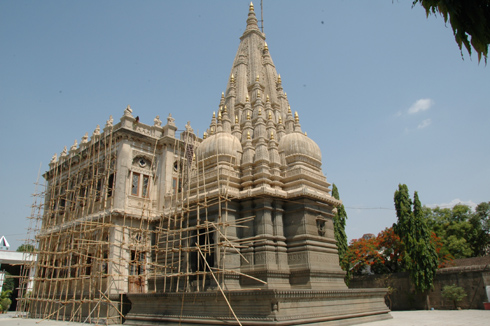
top-left (25, 3), bottom-right (389, 325)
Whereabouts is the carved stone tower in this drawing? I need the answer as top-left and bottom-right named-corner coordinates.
top-left (125, 4), bottom-right (390, 325)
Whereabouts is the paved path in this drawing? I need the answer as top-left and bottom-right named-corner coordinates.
top-left (0, 310), bottom-right (489, 326)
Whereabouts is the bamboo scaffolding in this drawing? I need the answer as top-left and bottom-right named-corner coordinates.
top-left (19, 121), bottom-right (258, 326)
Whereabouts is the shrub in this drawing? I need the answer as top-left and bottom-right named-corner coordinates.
top-left (442, 284), bottom-right (467, 309)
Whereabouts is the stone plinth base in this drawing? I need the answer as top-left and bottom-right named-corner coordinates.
top-left (124, 289), bottom-right (391, 326)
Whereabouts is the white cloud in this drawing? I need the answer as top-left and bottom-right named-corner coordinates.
top-left (427, 199), bottom-right (478, 210)
top-left (417, 118), bottom-right (431, 129)
top-left (408, 98), bottom-right (434, 114)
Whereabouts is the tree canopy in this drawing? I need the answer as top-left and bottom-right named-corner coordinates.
top-left (331, 185), bottom-right (348, 264)
top-left (424, 202), bottom-right (490, 258)
top-left (393, 185), bottom-right (438, 294)
top-left (16, 244), bottom-right (35, 253)
top-left (413, 0), bottom-right (490, 63)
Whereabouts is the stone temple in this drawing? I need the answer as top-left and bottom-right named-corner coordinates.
top-left (21, 3), bottom-right (390, 326)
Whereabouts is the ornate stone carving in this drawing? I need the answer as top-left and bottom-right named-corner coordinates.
top-left (105, 115), bottom-right (113, 127)
top-left (166, 113), bottom-right (175, 126)
top-left (153, 115), bottom-right (162, 127)
top-left (316, 217), bottom-right (327, 237)
top-left (124, 105), bottom-right (133, 117)
top-left (70, 139), bottom-right (78, 151)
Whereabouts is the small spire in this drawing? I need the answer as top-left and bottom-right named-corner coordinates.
top-left (221, 92), bottom-right (224, 99)
top-left (285, 92), bottom-right (288, 99)
top-left (218, 111), bottom-right (222, 121)
top-left (247, 130), bottom-right (251, 139)
top-left (70, 139), bottom-right (78, 151)
top-left (246, 94), bottom-right (250, 102)
top-left (277, 74), bottom-right (282, 84)
top-left (279, 116), bottom-right (282, 124)
top-left (247, 111), bottom-right (251, 120)
top-left (294, 111), bottom-right (299, 123)
top-left (288, 106), bottom-right (292, 114)
top-left (266, 95), bottom-right (270, 102)
top-left (256, 75), bottom-right (260, 82)
top-left (270, 131), bottom-right (274, 140)
top-left (268, 111), bottom-right (272, 120)
top-left (249, 2), bottom-right (254, 12)
top-left (257, 90), bottom-right (261, 98)
top-left (203, 132), bottom-right (207, 139)
top-left (60, 146), bottom-right (68, 158)
top-left (258, 108), bottom-right (262, 115)
top-left (264, 42), bottom-right (269, 52)
top-left (223, 105), bottom-right (227, 113)
top-left (305, 131), bottom-right (307, 136)
top-left (213, 111), bottom-right (216, 118)
top-left (230, 74), bottom-right (235, 83)
top-left (235, 115), bottom-right (239, 124)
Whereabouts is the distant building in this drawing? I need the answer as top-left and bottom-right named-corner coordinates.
top-left (0, 236), bottom-right (10, 251)
top-left (0, 236), bottom-right (36, 311)
top-left (23, 3), bottom-right (389, 325)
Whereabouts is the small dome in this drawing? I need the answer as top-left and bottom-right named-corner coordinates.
top-left (278, 132), bottom-right (322, 166)
top-left (196, 132), bottom-right (242, 163)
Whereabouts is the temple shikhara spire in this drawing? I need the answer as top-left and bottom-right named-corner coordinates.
top-left (20, 3), bottom-right (390, 326)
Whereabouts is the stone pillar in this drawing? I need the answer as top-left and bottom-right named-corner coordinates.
top-left (108, 221), bottom-right (129, 295)
top-left (113, 140), bottom-right (131, 210)
top-left (220, 201), bottom-right (241, 290)
top-left (284, 199), bottom-right (347, 290)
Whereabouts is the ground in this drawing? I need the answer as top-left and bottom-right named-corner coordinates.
top-left (1, 310), bottom-right (489, 326)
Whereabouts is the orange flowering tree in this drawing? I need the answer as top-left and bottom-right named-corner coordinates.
top-left (343, 226), bottom-right (451, 276)
top-left (342, 227), bottom-right (404, 275)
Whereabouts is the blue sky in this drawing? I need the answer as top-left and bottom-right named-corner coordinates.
top-left (1, 1), bottom-right (489, 250)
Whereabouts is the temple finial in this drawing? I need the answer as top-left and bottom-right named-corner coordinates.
top-left (294, 111), bottom-right (299, 123)
top-left (258, 107), bottom-right (262, 115)
top-left (221, 92), bottom-right (224, 99)
top-left (266, 95), bottom-right (270, 102)
top-left (268, 111), bottom-right (272, 120)
top-left (270, 131), bottom-right (274, 140)
top-left (213, 111), bottom-right (216, 118)
top-left (247, 130), bottom-right (251, 139)
top-left (277, 74), bottom-right (282, 84)
top-left (230, 74), bottom-right (235, 83)
top-left (235, 115), bottom-right (239, 124)
top-left (223, 105), bottom-right (227, 113)
top-left (246, 95), bottom-right (250, 102)
top-left (288, 106), bottom-right (292, 114)
top-left (256, 75), bottom-right (260, 82)
top-left (247, 111), bottom-right (251, 120)
top-left (249, 2), bottom-right (254, 12)
top-left (264, 42), bottom-right (269, 52)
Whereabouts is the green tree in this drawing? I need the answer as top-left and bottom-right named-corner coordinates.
top-left (441, 284), bottom-right (467, 309)
top-left (0, 290), bottom-right (12, 312)
top-left (393, 185), bottom-right (438, 308)
top-left (412, 0), bottom-right (490, 63)
top-left (331, 184), bottom-right (348, 263)
top-left (1, 272), bottom-right (14, 292)
top-left (410, 192), bottom-right (438, 294)
top-left (474, 201), bottom-right (490, 255)
top-left (425, 203), bottom-right (489, 258)
top-left (332, 184), bottom-right (349, 284)
top-left (16, 243), bottom-right (35, 253)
